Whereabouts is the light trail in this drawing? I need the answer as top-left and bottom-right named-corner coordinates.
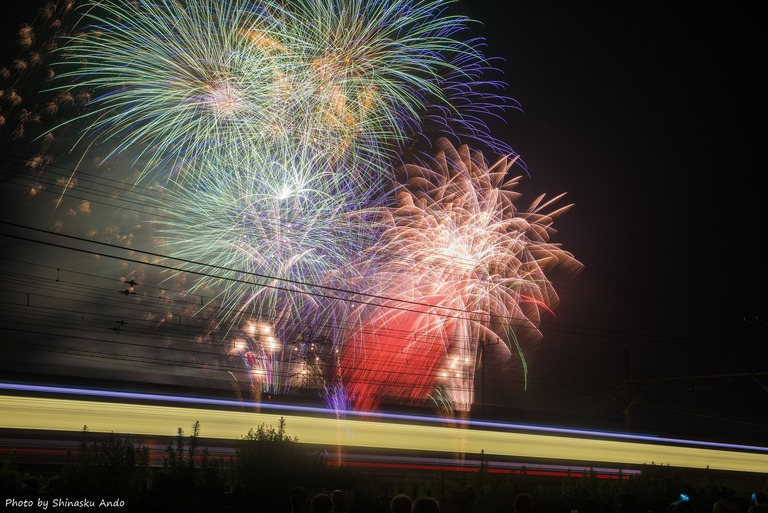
top-left (328, 452), bottom-right (642, 478)
top-left (1, 384), bottom-right (766, 474)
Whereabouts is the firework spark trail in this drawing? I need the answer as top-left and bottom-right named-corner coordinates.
top-left (46, 0), bottom-right (285, 184)
top-left (44, 0), bottom-right (517, 186)
top-left (276, 0), bottom-right (519, 164)
top-left (152, 145), bottom-right (384, 336)
top-left (228, 320), bottom-right (304, 396)
top-left (341, 139), bottom-right (582, 412)
top-left (340, 285), bottom-right (459, 414)
top-left (0, 0), bottom-right (84, 177)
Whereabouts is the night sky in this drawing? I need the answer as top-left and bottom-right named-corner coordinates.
top-left (463, 2), bottom-right (766, 443)
top-left (1, 2), bottom-right (765, 446)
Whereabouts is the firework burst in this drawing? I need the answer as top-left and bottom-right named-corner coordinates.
top-left (152, 145), bottom-right (384, 335)
top-left (229, 320), bottom-right (300, 396)
top-left (46, 0), bottom-right (286, 184)
top-left (340, 139), bottom-right (582, 412)
top-left (44, 0), bottom-right (517, 186)
top-left (274, 0), bottom-right (518, 164)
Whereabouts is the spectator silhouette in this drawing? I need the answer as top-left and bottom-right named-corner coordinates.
top-left (390, 493), bottom-right (412, 513)
top-left (513, 492), bottom-right (534, 513)
top-left (751, 492), bottom-right (768, 513)
top-left (412, 496), bottom-right (440, 513)
top-left (332, 489), bottom-right (347, 513)
top-left (289, 485), bottom-right (310, 513)
top-left (579, 498), bottom-right (602, 513)
top-left (712, 487), bottom-right (739, 513)
top-left (311, 493), bottom-right (334, 513)
top-left (617, 493), bottom-right (638, 513)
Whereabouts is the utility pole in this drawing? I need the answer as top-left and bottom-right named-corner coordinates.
top-left (481, 330), bottom-right (486, 415)
top-left (624, 348), bottom-right (629, 431)
top-left (474, 329), bottom-right (487, 417)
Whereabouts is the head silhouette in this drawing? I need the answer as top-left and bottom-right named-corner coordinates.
top-left (390, 494), bottom-right (412, 513)
top-left (412, 496), bottom-right (440, 513)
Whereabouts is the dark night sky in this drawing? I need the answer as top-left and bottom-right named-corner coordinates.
top-left (463, 2), bottom-right (767, 443)
top-left (1, 2), bottom-right (766, 446)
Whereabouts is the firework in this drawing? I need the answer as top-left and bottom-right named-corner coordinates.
top-left (1, 1), bottom-right (579, 417)
top-left (45, 0), bottom-right (517, 186)
top-left (340, 139), bottom-right (582, 412)
top-left (152, 145), bottom-right (384, 335)
top-left (229, 320), bottom-right (297, 396)
top-left (274, 0), bottom-right (519, 163)
top-left (45, 0), bottom-right (287, 183)
top-left (0, 0), bottom-right (84, 177)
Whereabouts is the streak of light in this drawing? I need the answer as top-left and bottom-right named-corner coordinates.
top-left (0, 435), bottom-right (637, 479)
top-left (1, 386), bottom-right (766, 473)
top-left (0, 382), bottom-right (762, 451)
